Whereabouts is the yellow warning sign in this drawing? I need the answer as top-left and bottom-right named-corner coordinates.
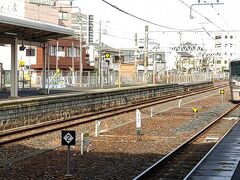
top-left (104, 53), bottom-right (110, 58)
top-left (192, 107), bottom-right (198, 113)
top-left (220, 89), bottom-right (225, 94)
top-left (19, 60), bottom-right (25, 67)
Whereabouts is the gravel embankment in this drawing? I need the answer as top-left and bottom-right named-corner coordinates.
top-left (0, 87), bottom-right (235, 179)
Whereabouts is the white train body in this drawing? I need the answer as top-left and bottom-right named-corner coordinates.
top-left (230, 59), bottom-right (240, 101)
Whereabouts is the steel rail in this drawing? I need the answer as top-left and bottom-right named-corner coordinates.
top-left (133, 104), bottom-right (240, 180)
top-left (0, 83), bottom-right (227, 145)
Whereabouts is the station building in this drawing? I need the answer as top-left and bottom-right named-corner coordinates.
top-left (0, 0), bottom-right (94, 89)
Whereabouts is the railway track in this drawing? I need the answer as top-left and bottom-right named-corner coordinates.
top-left (0, 83), bottom-right (228, 145)
top-left (133, 104), bottom-right (240, 180)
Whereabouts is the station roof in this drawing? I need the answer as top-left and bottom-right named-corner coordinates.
top-left (0, 14), bottom-right (74, 43)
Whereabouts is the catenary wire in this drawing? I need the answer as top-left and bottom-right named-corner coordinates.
top-left (211, 5), bottom-right (232, 30)
top-left (178, 0), bottom-right (224, 31)
top-left (101, 0), bottom-right (203, 31)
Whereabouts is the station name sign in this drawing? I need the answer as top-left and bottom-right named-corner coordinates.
top-left (29, 0), bottom-right (55, 6)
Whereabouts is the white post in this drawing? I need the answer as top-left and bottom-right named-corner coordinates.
top-left (136, 109), bottom-right (141, 136)
top-left (80, 133), bottom-right (84, 155)
top-left (95, 121), bottom-right (101, 137)
top-left (178, 99), bottom-right (182, 108)
top-left (150, 108), bottom-right (153, 117)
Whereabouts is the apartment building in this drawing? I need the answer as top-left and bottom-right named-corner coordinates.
top-left (212, 32), bottom-right (240, 72)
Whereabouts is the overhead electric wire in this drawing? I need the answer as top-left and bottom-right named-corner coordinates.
top-left (93, 21), bottom-right (135, 35)
top-left (211, 5), bottom-right (232, 30)
top-left (202, 27), bottom-right (215, 40)
top-left (178, 0), bottom-right (224, 31)
top-left (101, 0), bottom-right (203, 31)
top-left (102, 32), bottom-right (135, 42)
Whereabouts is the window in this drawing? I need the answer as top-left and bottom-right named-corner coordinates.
top-left (215, 43), bottom-right (221, 48)
top-left (49, 45), bottom-right (56, 56)
top-left (59, 11), bottom-right (68, 20)
top-left (225, 35), bottom-right (228, 39)
top-left (76, 47), bottom-right (80, 57)
top-left (66, 47), bottom-right (78, 57)
top-left (230, 35), bottom-right (233, 39)
top-left (217, 60), bottom-right (221, 64)
top-left (230, 43), bottom-right (233, 47)
top-left (224, 61), bottom-right (227, 64)
top-left (58, 46), bottom-right (64, 51)
top-left (215, 35), bottom-right (221, 39)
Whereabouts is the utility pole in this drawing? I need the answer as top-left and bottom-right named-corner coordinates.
top-left (71, 42), bottom-right (75, 85)
top-left (144, 25), bottom-right (149, 84)
top-left (79, 10), bottom-right (83, 87)
top-left (56, 40), bottom-right (59, 71)
top-left (179, 32), bottom-right (182, 46)
top-left (134, 33), bottom-right (138, 82)
top-left (54, 4), bottom-right (83, 87)
top-left (99, 20), bottom-right (103, 88)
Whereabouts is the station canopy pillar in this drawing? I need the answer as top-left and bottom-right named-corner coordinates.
top-left (42, 44), bottom-right (46, 90)
top-left (10, 38), bottom-right (18, 97)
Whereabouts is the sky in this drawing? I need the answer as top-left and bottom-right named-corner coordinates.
top-left (73, 0), bottom-right (240, 49)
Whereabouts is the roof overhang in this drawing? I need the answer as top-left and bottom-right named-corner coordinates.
top-left (0, 14), bottom-right (74, 44)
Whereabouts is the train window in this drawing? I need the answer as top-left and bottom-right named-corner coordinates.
top-left (231, 62), bottom-right (240, 76)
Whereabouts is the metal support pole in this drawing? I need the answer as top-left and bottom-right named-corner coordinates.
top-left (99, 20), bottom-right (103, 88)
top-left (190, 2), bottom-right (224, 19)
top-left (79, 9), bottom-right (83, 87)
top-left (153, 52), bottom-right (156, 84)
top-left (10, 37), bottom-right (18, 97)
top-left (47, 43), bottom-right (50, 94)
top-left (65, 145), bottom-right (72, 176)
top-left (71, 42), bottom-right (75, 85)
top-left (42, 43), bottom-right (46, 90)
top-left (56, 40), bottom-right (59, 71)
top-left (118, 63), bottom-right (121, 88)
top-left (134, 33), bottom-right (138, 81)
top-left (54, 5), bottom-right (82, 86)
top-left (144, 25), bottom-right (149, 84)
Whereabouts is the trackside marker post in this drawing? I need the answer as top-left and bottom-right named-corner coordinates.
top-left (178, 99), bottom-right (182, 108)
top-left (81, 132), bottom-right (90, 154)
top-left (95, 121), bottom-right (101, 137)
top-left (220, 89), bottom-right (224, 102)
top-left (136, 109), bottom-right (142, 139)
top-left (192, 107), bottom-right (198, 118)
top-left (150, 108), bottom-right (153, 117)
top-left (61, 130), bottom-right (76, 177)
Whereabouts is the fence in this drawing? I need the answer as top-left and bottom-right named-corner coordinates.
top-left (0, 70), bottom-right (229, 90)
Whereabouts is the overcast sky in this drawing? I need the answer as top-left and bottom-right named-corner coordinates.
top-left (73, 0), bottom-right (240, 48)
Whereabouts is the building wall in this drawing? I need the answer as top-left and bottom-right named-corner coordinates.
top-left (25, 1), bottom-right (58, 24)
top-left (31, 39), bottom-right (93, 71)
top-left (214, 32), bottom-right (240, 71)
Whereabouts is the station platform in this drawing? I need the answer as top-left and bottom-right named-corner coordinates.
top-left (186, 122), bottom-right (240, 180)
top-left (0, 85), bottom-right (140, 102)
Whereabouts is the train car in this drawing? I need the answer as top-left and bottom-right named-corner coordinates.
top-left (229, 58), bottom-right (240, 101)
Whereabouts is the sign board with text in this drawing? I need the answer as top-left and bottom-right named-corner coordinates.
top-left (26, 49), bottom-right (35, 56)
